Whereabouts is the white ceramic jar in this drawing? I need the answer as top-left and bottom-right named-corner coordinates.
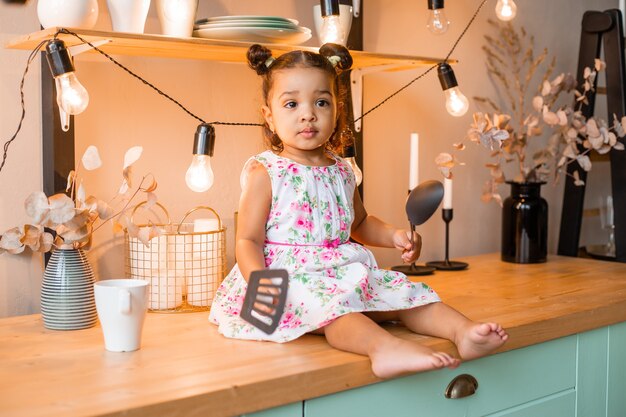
top-left (106, 0), bottom-right (151, 34)
top-left (156, 0), bottom-right (198, 37)
top-left (37, 0), bottom-right (99, 29)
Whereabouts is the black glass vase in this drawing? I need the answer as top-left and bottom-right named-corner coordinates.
top-left (501, 181), bottom-right (548, 263)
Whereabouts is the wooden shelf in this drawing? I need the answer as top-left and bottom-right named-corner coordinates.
top-left (5, 27), bottom-right (453, 70)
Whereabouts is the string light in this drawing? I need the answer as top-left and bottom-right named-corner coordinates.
top-left (437, 63), bottom-right (469, 117)
top-left (186, 123), bottom-right (216, 192)
top-left (495, 0), bottom-right (517, 21)
top-left (45, 39), bottom-right (89, 132)
top-left (426, 0), bottom-right (450, 35)
top-left (319, 0), bottom-right (347, 45)
top-left (2, 0), bottom-right (491, 174)
top-left (341, 128), bottom-right (363, 186)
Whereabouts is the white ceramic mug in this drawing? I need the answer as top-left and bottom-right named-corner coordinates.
top-left (95, 279), bottom-right (149, 352)
top-left (156, 0), bottom-right (198, 37)
top-left (106, 0), bottom-right (151, 33)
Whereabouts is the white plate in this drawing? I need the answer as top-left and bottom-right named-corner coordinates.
top-left (195, 21), bottom-right (299, 30)
top-left (193, 26), bottom-right (312, 45)
top-left (199, 15), bottom-right (298, 25)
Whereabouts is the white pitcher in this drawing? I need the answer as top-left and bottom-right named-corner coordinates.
top-left (106, 0), bottom-right (151, 34)
top-left (156, 0), bottom-right (198, 37)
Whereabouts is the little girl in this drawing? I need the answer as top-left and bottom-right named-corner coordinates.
top-left (209, 43), bottom-right (508, 379)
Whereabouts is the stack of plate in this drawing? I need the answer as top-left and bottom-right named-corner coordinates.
top-left (193, 15), bottom-right (312, 45)
top-left (41, 249), bottom-right (98, 330)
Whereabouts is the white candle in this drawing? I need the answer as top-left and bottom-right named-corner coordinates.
top-left (443, 177), bottom-right (453, 209)
top-left (148, 273), bottom-right (183, 310)
top-left (409, 133), bottom-right (419, 190)
top-left (194, 218), bottom-right (219, 233)
top-left (189, 218), bottom-right (221, 307)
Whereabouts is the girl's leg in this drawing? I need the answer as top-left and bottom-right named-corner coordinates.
top-left (395, 302), bottom-right (508, 360)
top-left (321, 312), bottom-right (460, 379)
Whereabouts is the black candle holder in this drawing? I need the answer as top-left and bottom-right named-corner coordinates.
top-left (391, 224), bottom-right (436, 276)
top-left (426, 208), bottom-right (468, 271)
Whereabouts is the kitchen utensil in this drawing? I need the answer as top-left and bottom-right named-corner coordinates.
top-left (240, 269), bottom-right (289, 334)
top-left (405, 180), bottom-right (444, 226)
top-left (392, 180), bottom-right (444, 276)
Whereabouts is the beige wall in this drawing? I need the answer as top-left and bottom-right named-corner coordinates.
top-left (0, 2), bottom-right (45, 316)
top-left (0, 0), bottom-right (618, 317)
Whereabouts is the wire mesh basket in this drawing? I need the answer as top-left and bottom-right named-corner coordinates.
top-left (124, 204), bottom-right (226, 313)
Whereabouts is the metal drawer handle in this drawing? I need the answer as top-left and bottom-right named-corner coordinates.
top-left (444, 374), bottom-right (478, 399)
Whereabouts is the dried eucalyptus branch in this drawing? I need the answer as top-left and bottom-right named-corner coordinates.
top-left (435, 21), bottom-right (625, 205)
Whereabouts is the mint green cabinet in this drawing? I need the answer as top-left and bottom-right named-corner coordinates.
top-left (244, 402), bottom-right (301, 417)
top-left (577, 321), bottom-right (626, 417)
top-left (304, 322), bottom-right (626, 417)
top-left (247, 322), bottom-right (626, 417)
top-left (305, 335), bottom-right (576, 417)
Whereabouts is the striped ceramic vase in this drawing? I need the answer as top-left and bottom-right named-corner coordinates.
top-left (41, 248), bottom-right (98, 330)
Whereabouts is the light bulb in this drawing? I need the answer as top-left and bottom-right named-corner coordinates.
top-left (320, 14), bottom-right (347, 45)
top-left (186, 123), bottom-right (216, 192)
top-left (443, 87), bottom-right (469, 117)
top-left (341, 137), bottom-right (362, 186)
top-left (45, 39), bottom-right (90, 133)
top-left (437, 63), bottom-right (469, 117)
top-left (185, 154), bottom-right (214, 192)
top-left (426, 0), bottom-right (449, 35)
top-left (345, 157), bottom-right (363, 186)
top-left (426, 9), bottom-right (449, 34)
top-left (55, 73), bottom-right (89, 116)
top-left (495, 0), bottom-right (517, 21)
top-left (318, 0), bottom-right (347, 45)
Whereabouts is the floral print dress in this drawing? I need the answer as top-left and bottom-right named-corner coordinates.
top-left (209, 150), bottom-right (440, 342)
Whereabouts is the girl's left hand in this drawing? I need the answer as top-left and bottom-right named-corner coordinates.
top-left (393, 229), bottom-right (422, 263)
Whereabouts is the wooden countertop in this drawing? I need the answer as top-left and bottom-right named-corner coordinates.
top-left (2, 254), bottom-right (626, 417)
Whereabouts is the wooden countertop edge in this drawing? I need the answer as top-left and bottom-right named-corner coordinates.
top-left (97, 298), bottom-right (626, 417)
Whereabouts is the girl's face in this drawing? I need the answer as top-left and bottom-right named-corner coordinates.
top-left (262, 67), bottom-right (337, 159)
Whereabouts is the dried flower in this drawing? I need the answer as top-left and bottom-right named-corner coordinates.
top-left (0, 146), bottom-right (160, 255)
top-left (436, 20), bottom-right (625, 204)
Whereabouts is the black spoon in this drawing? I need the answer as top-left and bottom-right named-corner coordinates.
top-left (392, 180), bottom-right (444, 276)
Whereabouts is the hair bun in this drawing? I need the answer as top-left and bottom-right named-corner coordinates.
top-left (247, 44), bottom-right (273, 75)
top-left (319, 43), bottom-right (353, 71)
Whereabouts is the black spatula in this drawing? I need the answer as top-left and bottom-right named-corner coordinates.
top-left (240, 269), bottom-right (289, 334)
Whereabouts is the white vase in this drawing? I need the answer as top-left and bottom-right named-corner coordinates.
top-left (106, 0), bottom-right (151, 34)
top-left (37, 0), bottom-right (99, 29)
top-left (156, 0), bottom-right (198, 37)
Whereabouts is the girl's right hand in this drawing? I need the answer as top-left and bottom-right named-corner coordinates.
top-left (393, 229), bottom-right (422, 263)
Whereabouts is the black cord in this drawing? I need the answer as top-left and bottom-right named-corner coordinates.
top-left (0, 39), bottom-right (49, 173)
top-left (1, 0), bottom-right (488, 173)
top-left (353, 0), bottom-right (487, 124)
top-left (444, 0), bottom-right (487, 62)
top-left (59, 29), bottom-right (265, 128)
top-left (58, 28), bottom-right (209, 125)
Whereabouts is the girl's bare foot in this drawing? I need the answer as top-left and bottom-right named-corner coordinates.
top-left (455, 322), bottom-right (508, 360)
top-left (370, 338), bottom-right (460, 379)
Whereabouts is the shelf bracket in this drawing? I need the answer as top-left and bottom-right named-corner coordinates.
top-left (68, 39), bottom-right (111, 56)
top-left (350, 64), bottom-right (404, 132)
